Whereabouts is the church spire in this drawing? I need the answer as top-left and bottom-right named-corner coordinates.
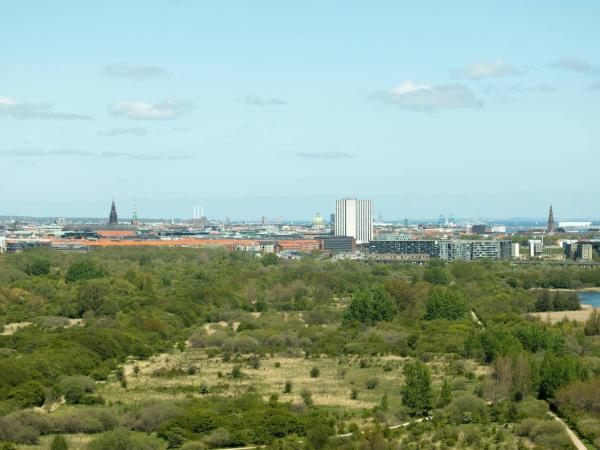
top-left (109, 199), bottom-right (118, 225)
top-left (546, 204), bottom-right (555, 234)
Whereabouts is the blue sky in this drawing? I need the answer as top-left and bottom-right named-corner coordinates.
top-left (1, 1), bottom-right (599, 220)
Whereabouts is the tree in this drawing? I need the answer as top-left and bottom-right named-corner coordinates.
top-left (25, 258), bottom-right (50, 276)
top-left (261, 253), bottom-right (279, 266)
top-left (584, 309), bottom-right (600, 336)
top-left (65, 258), bottom-right (106, 283)
top-left (401, 360), bottom-right (432, 416)
top-left (538, 352), bottom-right (588, 399)
top-left (438, 378), bottom-right (452, 407)
top-left (424, 286), bottom-right (467, 321)
top-left (344, 286), bottom-right (398, 325)
top-left (424, 263), bottom-right (450, 285)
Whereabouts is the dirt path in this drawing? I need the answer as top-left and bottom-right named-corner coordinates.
top-left (548, 411), bottom-right (588, 450)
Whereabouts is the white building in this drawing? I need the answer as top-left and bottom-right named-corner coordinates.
top-left (511, 242), bottom-right (520, 258)
top-left (335, 198), bottom-right (373, 244)
top-left (0, 236), bottom-right (6, 253)
top-left (528, 239), bottom-right (543, 257)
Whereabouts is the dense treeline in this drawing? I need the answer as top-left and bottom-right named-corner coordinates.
top-left (1, 248), bottom-right (600, 448)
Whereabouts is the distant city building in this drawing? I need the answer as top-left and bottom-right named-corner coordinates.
top-left (564, 240), bottom-right (600, 261)
top-left (335, 198), bottom-right (373, 244)
top-left (368, 238), bottom-right (513, 261)
top-left (528, 239), bottom-right (543, 257)
top-left (0, 236), bottom-right (6, 253)
top-left (558, 221), bottom-right (592, 230)
top-left (491, 225), bottom-right (506, 233)
top-left (403, 218), bottom-right (411, 227)
top-left (312, 213), bottom-right (325, 230)
top-left (581, 243), bottom-right (593, 262)
top-left (511, 243), bottom-right (520, 258)
top-left (472, 224), bottom-right (491, 234)
top-left (547, 205), bottom-right (556, 234)
top-left (318, 235), bottom-right (355, 253)
top-left (109, 200), bottom-right (118, 225)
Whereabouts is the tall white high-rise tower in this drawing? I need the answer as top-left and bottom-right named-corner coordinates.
top-left (335, 198), bottom-right (373, 244)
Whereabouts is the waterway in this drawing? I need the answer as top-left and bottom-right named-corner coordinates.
top-left (578, 291), bottom-right (600, 308)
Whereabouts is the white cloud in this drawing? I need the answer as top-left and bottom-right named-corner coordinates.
top-left (296, 151), bottom-right (355, 159)
top-left (103, 62), bottom-right (169, 79)
top-left (378, 81), bottom-right (482, 110)
top-left (245, 95), bottom-right (287, 106)
top-left (0, 96), bottom-right (92, 120)
top-left (110, 97), bottom-right (193, 120)
top-left (97, 127), bottom-right (147, 137)
top-left (453, 60), bottom-right (522, 80)
top-left (0, 147), bottom-right (191, 160)
top-left (549, 57), bottom-right (599, 75)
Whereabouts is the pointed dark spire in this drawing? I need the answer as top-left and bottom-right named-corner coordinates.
top-left (109, 199), bottom-right (118, 225)
top-left (546, 204), bottom-right (555, 234)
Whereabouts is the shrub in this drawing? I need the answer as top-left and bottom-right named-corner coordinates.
top-left (86, 428), bottom-right (163, 450)
top-left (248, 356), bottom-right (261, 369)
top-left (199, 382), bottom-right (210, 395)
top-left (203, 428), bottom-right (233, 448)
top-left (8, 381), bottom-right (46, 408)
top-left (284, 381), bottom-right (293, 393)
top-left (445, 394), bottom-right (487, 424)
top-left (305, 423), bottom-right (334, 450)
top-left (350, 389), bottom-right (358, 400)
top-left (366, 377), bottom-right (379, 389)
top-left (310, 367), bottom-right (320, 378)
top-left (59, 376), bottom-right (96, 405)
top-left (300, 389), bottom-right (314, 407)
top-left (230, 366), bottom-right (243, 379)
top-left (180, 442), bottom-right (208, 450)
top-left (51, 408), bottom-right (118, 434)
top-left (50, 435), bottom-right (68, 450)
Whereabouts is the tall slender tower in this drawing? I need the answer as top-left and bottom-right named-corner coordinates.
top-left (546, 205), bottom-right (555, 234)
top-left (109, 199), bottom-right (118, 225)
top-left (131, 203), bottom-right (139, 226)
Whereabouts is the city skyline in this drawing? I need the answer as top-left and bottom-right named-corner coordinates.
top-left (2, 1), bottom-right (600, 218)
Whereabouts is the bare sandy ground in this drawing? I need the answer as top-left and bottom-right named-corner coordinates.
top-left (529, 304), bottom-right (596, 324)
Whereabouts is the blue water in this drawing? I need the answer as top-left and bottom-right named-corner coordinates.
top-left (578, 291), bottom-right (600, 308)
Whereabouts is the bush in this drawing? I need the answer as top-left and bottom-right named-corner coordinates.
top-left (310, 367), bottom-right (320, 378)
top-left (203, 428), bottom-right (233, 448)
top-left (230, 366), bottom-right (244, 379)
top-left (8, 381), bottom-right (46, 408)
top-left (300, 389), bottom-right (314, 407)
top-left (305, 423), bottom-right (334, 450)
top-left (86, 428), bottom-right (163, 450)
top-left (51, 407), bottom-right (118, 434)
top-left (284, 381), bottom-right (293, 393)
top-left (445, 394), bottom-right (487, 424)
top-left (50, 435), bottom-right (68, 450)
top-left (59, 376), bottom-right (96, 405)
top-left (365, 377), bottom-right (379, 389)
top-left (516, 397), bottom-right (548, 419)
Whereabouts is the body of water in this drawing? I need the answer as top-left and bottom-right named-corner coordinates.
top-left (578, 291), bottom-right (600, 308)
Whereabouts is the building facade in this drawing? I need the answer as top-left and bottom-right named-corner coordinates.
top-left (335, 198), bottom-right (373, 244)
